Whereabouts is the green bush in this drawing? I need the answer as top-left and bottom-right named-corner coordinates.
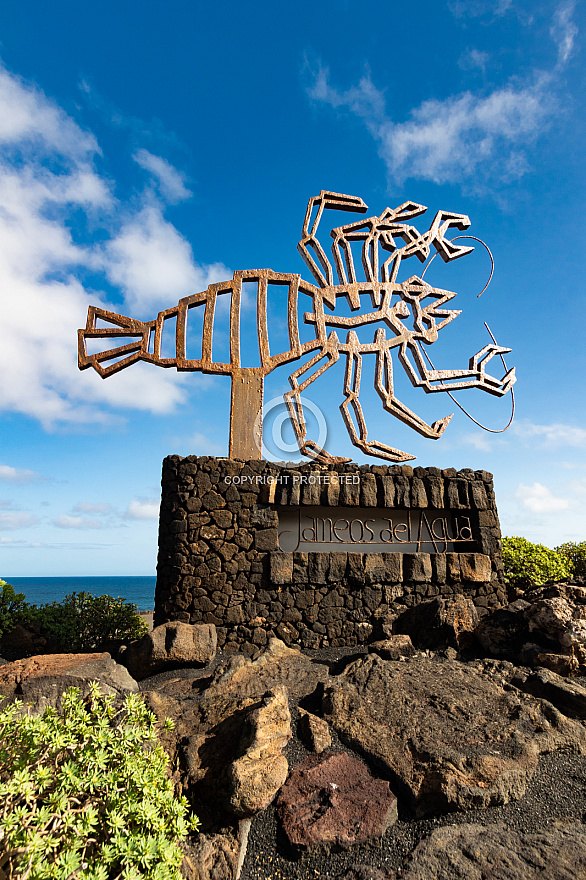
top-left (31, 592), bottom-right (149, 651)
top-left (0, 578), bottom-right (31, 640)
top-left (501, 536), bottom-right (573, 588)
top-left (555, 541), bottom-right (586, 578)
top-left (0, 684), bottom-right (199, 879)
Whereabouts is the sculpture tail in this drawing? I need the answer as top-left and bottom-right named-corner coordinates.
top-left (78, 306), bottom-right (154, 378)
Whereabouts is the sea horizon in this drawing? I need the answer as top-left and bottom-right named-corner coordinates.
top-left (4, 576), bottom-right (156, 612)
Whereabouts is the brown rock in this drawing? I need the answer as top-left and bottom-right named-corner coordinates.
top-left (475, 607), bottom-right (530, 659)
top-left (396, 596), bottom-right (478, 651)
top-left (181, 828), bottom-right (242, 880)
top-left (322, 654), bottom-right (586, 816)
top-left (121, 621), bottom-right (217, 680)
top-left (368, 635), bottom-right (415, 660)
top-left (0, 653), bottom-right (137, 714)
top-left (150, 639), bottom-right (329, 826)
top-left (299, 709), bottom-right (332, 752)
top-left (227, 687), bottom-right (292, 816)
top-left (536, 651), bottom-right (580, 676)
top-left (1, 623), bottom-right (37, 652)
top-left (398, 822), bottom-right (586, 880)
top-left (511, 666), bottom-right (586, 719)
top-left (277, 751), bottom-right (398, 851)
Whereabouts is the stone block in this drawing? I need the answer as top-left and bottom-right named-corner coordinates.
top-left (347, 553), bottom-right (366, 584)
top-left (201, 490), bottom-right (225, 510)
top-left (364, 553), bottom-right (402, 584)
top-left (308, 553), bottom-right (329, 584)
top-left (394, 476), bottom-right (411, 507)
top-left (302, 480), bottom-right (322, 505)
top-left (360, 474), bottom-right (378, 507)
top-left (381, 476), bottom-right (395, 507)
top-left (254, 528), bottom-right (278, 551)
top-left (459, 552), bottom-right (492, 582)
top-left (411, 477), bottom-right (428, 508)
top-left (447, 479), bottom-right (469, 509)
top-left (470, 481), bottom-right (489, 510)
top-left (340, 479), bottom-right (360, 506)
top-left (270, 552), bottom-right (293, 585)
top-left (328, 552), bottom-right (348, 581)
top-left (404, 553), bottom-right (432, 582)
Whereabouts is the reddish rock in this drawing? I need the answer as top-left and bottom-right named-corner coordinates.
top-left (277, 751), bottom-right (397, 851)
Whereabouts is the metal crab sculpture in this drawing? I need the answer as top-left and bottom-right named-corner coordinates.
top-left (78, 190), bottom-right (516, 463)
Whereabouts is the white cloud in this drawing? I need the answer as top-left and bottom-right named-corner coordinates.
top-left (512, 421), bottom-right (586, 448)
top-left (0, 63), bottom-right (229, 428)
top-left (72, 502), bottom-right (113, 514)
top-left (461, 431), bottom-right (494, 452)
top-left (458, 49), bottom-right (490, 74)
top-left (123, 499), bottom-right (160, 520)
top-left (308, 4), bottom-right (576, 190)
top-left (0, 465), bottom-right (43, 482)
top-left (309, 67), bottom-right (553, 188)
top-left (101, 203), bottom-right (229, 315)
top-left (551, 2), bottom-right (578, 66)
top-left (133, 149), bottom-right (192, 203)
top-left (0, 512), bottom-right (39, 530)
top-left (0, 64), bottom-right (98, 157)
top-left (448, 0), bottom-right (513, 17)
top-left (515, 481), bottom-right (573, 513)
top-left (53, 515), bottom-right (106, 530)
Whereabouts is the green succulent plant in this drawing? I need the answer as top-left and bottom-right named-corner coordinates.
top-left (0, 684), bottom-right (199, 879)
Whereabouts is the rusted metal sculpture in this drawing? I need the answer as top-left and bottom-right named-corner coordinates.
top-left (78, 191), bottom-right (515, 463)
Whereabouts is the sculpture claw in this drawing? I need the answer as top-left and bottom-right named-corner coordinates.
top-left (300, 441), bottom-right (352, 465)
top-left (355, 440), bottom-right (416, 463)
top-left (431, 414), bottom-right (453, 438)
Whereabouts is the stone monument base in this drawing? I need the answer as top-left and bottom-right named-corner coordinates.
top-left (155, 457), bottom-right (506, 654)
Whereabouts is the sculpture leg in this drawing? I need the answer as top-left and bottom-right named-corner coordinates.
top-left (340, 337), bottom-right (419, 462)
top-left (284, 333), bottom-right (351, 463)
top-left (374, 337), bottom-right (453, 441)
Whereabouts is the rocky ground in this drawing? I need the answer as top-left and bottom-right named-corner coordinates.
top-left (137, 647), bottom-right (586, 880)
top-left (3, 578), bottom-right (586, 879)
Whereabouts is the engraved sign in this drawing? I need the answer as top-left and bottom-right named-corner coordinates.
top-left (278, 506), bottom-right (475, 554)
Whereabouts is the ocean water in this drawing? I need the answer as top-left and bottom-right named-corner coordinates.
top-left (4, 577), bottom-right (156, 612)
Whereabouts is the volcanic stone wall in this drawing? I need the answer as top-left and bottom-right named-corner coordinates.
top-left (155, 456), bottom-right (506, 653)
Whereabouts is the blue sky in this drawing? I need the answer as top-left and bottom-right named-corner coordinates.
top-left (0, 0), bottom-right (584, 576)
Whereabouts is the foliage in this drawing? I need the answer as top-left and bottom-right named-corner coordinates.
top-left (502, 536), bottom-right (573, 588)
top-left (0, 684), bottom-right (199, 879)
top-left (0, 579), bottom-right (31, 641)
top-left (555, 541), bottom-right (586, 579)
top-left (30, 592), bottom-right (148, 651)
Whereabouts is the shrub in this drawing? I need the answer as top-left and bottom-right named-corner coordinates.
top-left (31, 592), bottom-right (148, 651)
top-left (0, 684), bottom-right (199, 879)
top-left (501, 536), bottom-right (573, 588)
top-left (0, 578), bottom-right (30, 640)
top-left (555, 541), bottom-right (586, 578)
